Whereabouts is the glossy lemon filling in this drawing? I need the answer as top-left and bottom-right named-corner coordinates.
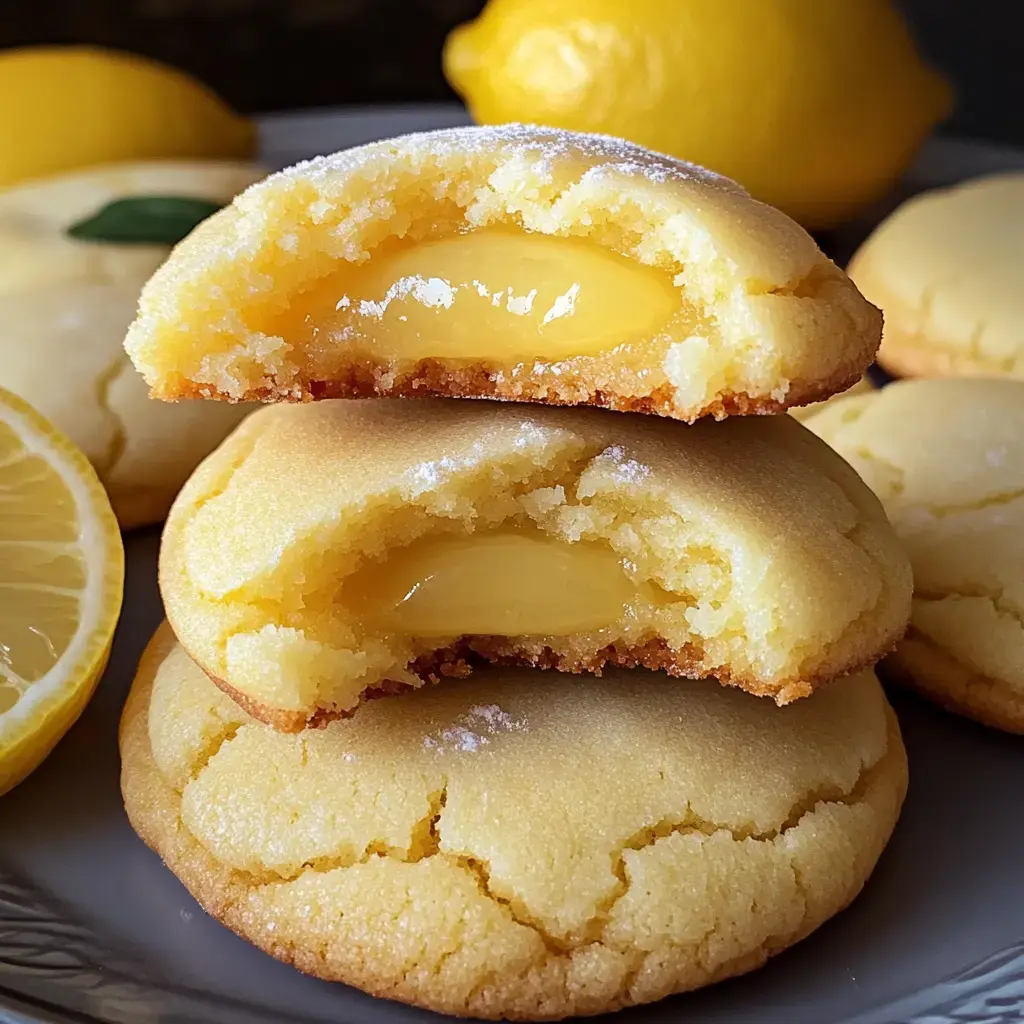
top-left (282, 227), bottom-right (685, 362)
top-left (350, 527), bottom-right (638, 637)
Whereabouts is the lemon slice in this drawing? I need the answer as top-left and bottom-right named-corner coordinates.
top-left (0, 386), bottom-right (123, 794)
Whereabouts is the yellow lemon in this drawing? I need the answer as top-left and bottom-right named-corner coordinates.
top-left (0, 47), bottom-right (255, 187)
top-left (445, 0), bottom-right (952, 228)
top-left (0, 387), bottom-right (124, 795)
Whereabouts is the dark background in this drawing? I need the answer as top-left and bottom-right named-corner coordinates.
top-left (2, 0), bottom-right (1022, 145)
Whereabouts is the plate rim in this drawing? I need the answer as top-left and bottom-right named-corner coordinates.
top-left (1, 859), bottom-right (1023, 1023)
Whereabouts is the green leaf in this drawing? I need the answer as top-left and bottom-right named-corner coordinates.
top-left (66, 196), bottom-right (224, 245)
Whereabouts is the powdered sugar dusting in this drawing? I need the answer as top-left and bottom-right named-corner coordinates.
top-left (422, 702), bottom-right (528, 754)
top-left (423, 726), bottom-right (485, 754)
top-left (467, 703), bottom-right (525, 732)
top-left (598, 444), bottom-right (653, 484)
top-left (405, 454), bottom-right (458, 494)
top-left (511, 420), bottom-right (553, 451)
top-left (402, 438), bottom-right (492, 497)
top-left (276, 123), bottom-right (740, 196)
top-left (986, 444), bottom-right (1009, 468)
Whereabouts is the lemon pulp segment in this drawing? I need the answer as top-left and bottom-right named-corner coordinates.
top-left (0, 418), bottom-right (87, 687)
top-left (351, 527), bottom-right (636, 637)
top-left (281, 228), bottom-right (683, 362)
top-left (0, 386), bottom-right (123, 795)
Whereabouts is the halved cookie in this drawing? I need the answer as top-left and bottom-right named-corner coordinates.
top-left (121, 623), bottom-right (908, 1020)
top-left (126, 125), bottom-right (880, 421)
top-left (160, 399), bottom-right (911, 730)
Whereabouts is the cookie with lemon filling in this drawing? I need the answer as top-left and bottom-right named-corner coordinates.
top-left (160, 399), bottom-right (911, 730)
top-left (126, 125), bottom-right (880, 421)
top-left (121, 624), bottom-right (907, 1020)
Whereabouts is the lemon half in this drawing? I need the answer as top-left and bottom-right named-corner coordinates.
top-left (0, 387), bottom-right (124, 794)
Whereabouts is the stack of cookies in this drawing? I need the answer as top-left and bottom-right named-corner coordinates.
top-left (120, 126), bottom-right (914, 1019)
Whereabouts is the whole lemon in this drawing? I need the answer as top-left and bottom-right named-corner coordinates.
top-left (0, 47), bottom-right (255, 187)
top-left (444, 0), bottom-right (951, 227)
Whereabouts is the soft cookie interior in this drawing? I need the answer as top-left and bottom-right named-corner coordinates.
top-left (126, 126), bottom-right (880, 421)
top-left (160, 400), bottom-right (911, 730)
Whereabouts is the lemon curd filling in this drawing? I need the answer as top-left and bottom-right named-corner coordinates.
top-left (282, 227), bottom-right (685, 362)
top-left (349, 527), bottom-right (639, 637)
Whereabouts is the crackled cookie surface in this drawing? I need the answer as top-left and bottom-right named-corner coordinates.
top-left (805, 379), bottom-right (1024, 732)
top-left (0, 161), bottom-right (260, 527)
top-left (849, 173), bottom-right (1024, 380)
top-left (120, 624), bottom-right (907, 1020)
top-left (125, 125), bottom-right (880, 422)
top-left (161, 399), bottom-right (911, 730)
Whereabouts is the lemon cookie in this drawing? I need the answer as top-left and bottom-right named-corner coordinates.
top-left (121, 624), bottom-right (908, 1020)
top-left (125, 125), bottom-right (881, 421)
top-left (0, 161), bottom-right (261, 528)
top-left (804, 379), bottom-right (1024, 733)
top-left (161, 399), bottom-right (911, 730)
top-left (789, 374), bottom-right (874, 422)
top-left (849, 173), bottom-right (1024, 380)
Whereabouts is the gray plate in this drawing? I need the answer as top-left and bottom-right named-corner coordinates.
top-left (1, 108), bottom-right (1022, 1024)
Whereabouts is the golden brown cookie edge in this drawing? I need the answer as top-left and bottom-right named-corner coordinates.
top-left (120, 629), bottom-right (909, 1021)
top-left (882, 629), bottom-right (1024, 735)
top-left (152, 356), bottom-right (867, 424)
top-left (196, 629), bottom-right (900, 733)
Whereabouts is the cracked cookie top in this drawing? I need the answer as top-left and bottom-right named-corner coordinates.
top-left (124, 124), bottom-right (880, 422)
top-left (849, 172), bottom-right (1024, 379)
top-left (120, 623), bottom-right (908, 1018)
top-left (0, 160), bottom-right (261, 527)
top-left (159, 399), bottom-right (912, 728)
top-left (804, 378), bottom-right (1024, 719)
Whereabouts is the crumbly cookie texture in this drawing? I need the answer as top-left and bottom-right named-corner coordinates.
top-left (125, 125), bottom-right (880, 422)
top-left (849, 173), bottom-right (1024, 380)
top-left (160, 399), bottom-right (911, 730)
top-left (0, 161), bottom-right (260, 528)
top-left (120, 625), bottom-right (908, 1020)
top-left (804, 378), bottom-right (1024, 733)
